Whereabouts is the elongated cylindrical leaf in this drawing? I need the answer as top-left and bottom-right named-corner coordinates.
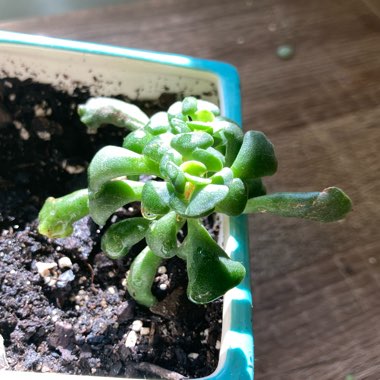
top-left (244, 187), bottom-right (352, 222)
top-left (127, 247), bottom-right (162, 307)
top-left (101, 217), bottom-right (150, 259)
top-left (88, 146), bottom-right (159, 192)
top-left (184, 219), bottom-right (245, 304)
top-left (230, 131), bottom-right (277, 179)
top-left (78, 97), bottom-right (149, 130)
top-left (146, 211), bottom-right (183, 258)
top-left (89, 180), bottom-right (144, 226)
top-left (38, 189), bottom-right (89, 238)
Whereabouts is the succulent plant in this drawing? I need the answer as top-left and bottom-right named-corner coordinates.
top-left (38, 96), bottom-right (352, 307)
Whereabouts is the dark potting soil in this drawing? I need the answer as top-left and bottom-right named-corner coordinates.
top-left (0, 78), bottom-right (222, 378)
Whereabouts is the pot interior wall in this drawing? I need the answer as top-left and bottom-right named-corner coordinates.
top-left (0, 44), bottom-right (219, 103)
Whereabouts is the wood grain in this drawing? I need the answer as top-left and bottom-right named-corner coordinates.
top-left (1, 0), bottom-right (379, 378)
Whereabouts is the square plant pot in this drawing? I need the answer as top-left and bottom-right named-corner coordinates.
top-left (0, 31), bottom-right (253, 380)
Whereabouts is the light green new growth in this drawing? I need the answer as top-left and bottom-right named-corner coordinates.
top-left (38, 96), bottom-right (352, 308)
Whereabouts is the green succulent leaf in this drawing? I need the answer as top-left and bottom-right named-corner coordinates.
top-left (195, 99), bottom-right (220, 117)
top-left (230, 130), bottom-right (277, 179)
top-left (145, 112), bottom-right (171, 135)
top-left (122, 129), bottom-right (154, 153)
top-left (180, 161), bottom-right (207, 176)
top-left (184, 219), bottom-right (245, 304)
top-left (88, 146), bottom-right (159, 192)
top-left (165, 161), bottom-right (187, 193)
top-left (101, 217), bottom-right (150, 259)
top-left (142, 133), bottom-right (175, 163)
top-left (78, 97), bottom-right (149, 130)
top-left (244, 178), bottom-right (267, 198)
top-left (171, 132), bottom-right (214, 157)
top-left (186, 120), bottom-right (214, 134)
top-left (170, 117), bottom-right (191, 134)
top-left (191, 147), bottom-right (224, 172)
top-left (89, 180), bottom-right (144, 226)
top-left (223, 122), bottom-right (244, 167)
top-left (141, 181), bottom-right (171, 216)
top-left (182, 96), bottom-right (198, 116)
top-left (146, 211), bottom-right (183, 258)
top-left (244, 187), bottom-right (352, 222)
top-left (211, 168), bottom-right (234, 185)
top-left (38, 189), bottom-right (89, 238)
top-left (194, 109), bottom-right (215, 122)
top-left (216, 178), bottom-right (247, 216)
top-left (167, 101), bottom-right (186, 122)
top-left (184, 184), bottom-right (229, 218)
top-left (126, 247), bottom-right (162, 307)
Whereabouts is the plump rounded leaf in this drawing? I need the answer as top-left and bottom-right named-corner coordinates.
top-left (145, 112), bottom-right (171, 135)
top-left (216, 178), bottom-right (247, 216)
top-left (194, 109), bottom-right (215, 122)
top-left (182, 96), bottom-right (198, 116)
top-left (146, 211), bottom-right (182, 258)
top-left (88, 146), bottom-right (159, 192)
top-left (182, 184), bottom-right (229, 218)
top-left (167, 101), bottom-right (186, 121)
top-left (186, 120), bottom-right (213, 134)
top-left (244, 187), bottom-right (352, 222)
top-left (122, 129), bottom-right (154, 153)
top-left (223, 122), bottom-right (244, 167)
top-left (141, 181), bottom-right (171, 215)
top-left (192, 147), bottom-right (224, 172)
top-left (126, 247), bottom-right (162, 307)
top-left (101, 217), bottom-right (150, 259)
top-left (38, 189), bottom-right (89, 238)
top-left (89, 180), bottom-right (144, 226)
top-left (231, 131), bottom-right (277, 179)
top-left (180, 161), bottom-right (207, 176)
top-left (184, 219), bottom-right (245, 304)
top-left (171, 132), bottom-right (214, 157)
top-left (142, 133), bottom-right (174, 163)
top-left (196, 99), bottom-right (220, 117)
top-left (78, 97), bottom-right (149, 130)
top-left (184, 173), bottom-right (212, 186)
top-left (165, 162), bottom-right (187, 193)
top-left (211, 168), bottom-right (234, 185)
top-left (170, 118), bottom-right (191, 134)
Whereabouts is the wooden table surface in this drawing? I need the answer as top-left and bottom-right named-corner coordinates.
top-left (1, 1), bottom-right (379, 378)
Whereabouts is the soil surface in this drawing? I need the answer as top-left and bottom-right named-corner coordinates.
top-left (0, 78), bottom-right (222, 378)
